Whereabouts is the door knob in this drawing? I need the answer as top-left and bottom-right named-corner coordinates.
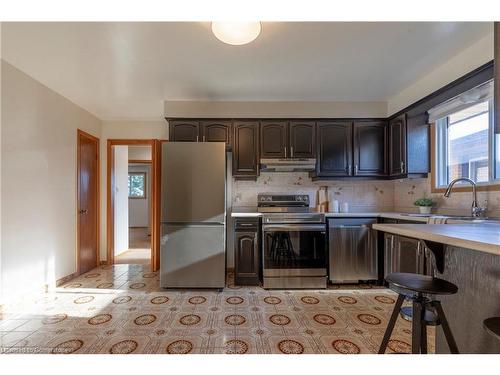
top-left (80, 209), bottom-right (88, 214)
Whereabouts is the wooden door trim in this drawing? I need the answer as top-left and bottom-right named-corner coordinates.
top-left (107, 139), bottom-right (160, 271)
top-left (77, 129), bottom-right (100, 276)
top-left (128, 159), bottom-right (152, 164)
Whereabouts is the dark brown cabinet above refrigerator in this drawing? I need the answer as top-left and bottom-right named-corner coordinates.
top-left (200, 121), bottom-right (232, 145)
top-left (168, 120), bottom-right (200, 142)
top-left (169, 120), bottom-right (232, 145)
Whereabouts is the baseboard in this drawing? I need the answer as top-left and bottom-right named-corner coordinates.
top-left (56, 272), bottom-right (78, 287)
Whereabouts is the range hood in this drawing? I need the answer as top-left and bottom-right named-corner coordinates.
top-left (260, 158), bottom-right (317, 172)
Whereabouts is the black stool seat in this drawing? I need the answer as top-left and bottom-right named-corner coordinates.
top-left (386, 272), bottom-right (458, 295)
top-left (483, 317), bottom-right (500, 340)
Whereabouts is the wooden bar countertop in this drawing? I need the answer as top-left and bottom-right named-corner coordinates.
top-left (372, 223), bottom-right (500, 256)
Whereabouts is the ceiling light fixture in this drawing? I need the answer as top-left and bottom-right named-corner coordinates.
top-left (211, 22), bottom-right (261, 45)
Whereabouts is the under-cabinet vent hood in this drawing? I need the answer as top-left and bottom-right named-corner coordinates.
top-left (260, 158), bottom-right (316, 172)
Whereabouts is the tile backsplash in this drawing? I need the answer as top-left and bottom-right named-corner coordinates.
top-left (232, 172), bottom-right (500, 217)
top-left (232, 172), bottom-right (394, 212)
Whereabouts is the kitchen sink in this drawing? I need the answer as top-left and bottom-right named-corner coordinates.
top-left (400, 213), bottom-right (500, 223)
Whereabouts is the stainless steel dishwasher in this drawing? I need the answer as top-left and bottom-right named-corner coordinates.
top-left (328, 218), bottom-right (378, 283)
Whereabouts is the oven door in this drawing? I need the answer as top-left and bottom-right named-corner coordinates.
top-left (262, 224), bottom-right (327, 277)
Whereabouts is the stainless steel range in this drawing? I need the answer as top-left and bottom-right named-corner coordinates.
top-left (258, 194), bottom-right (327, 289)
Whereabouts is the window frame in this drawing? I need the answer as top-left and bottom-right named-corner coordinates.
top-left (128, 171), bottom-right (147, 199)
top-left (432, 97), bottom-right (500, 192)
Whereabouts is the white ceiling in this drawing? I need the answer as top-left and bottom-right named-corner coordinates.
top-left (2, 22), bottom-right (492, 120)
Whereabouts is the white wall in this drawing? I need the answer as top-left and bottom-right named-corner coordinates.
top-left (99, 120), bottom-right (166, 260)
top-left (113, 146), bottom-right (129, 256)
top-left (128, 145), bottom-right (152, 161)
top-left (1, 61), bottom-right (101, 302)
top-left (164, 100), bottom-right (388, 119)
top-left (129, 164), bottom-right (151, 228)
top-left (387, 33), bottom-right (494, 116)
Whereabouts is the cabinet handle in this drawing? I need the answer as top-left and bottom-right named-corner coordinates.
top-left (284, 146), bottom-right (287, 158)
top-left (239, 223), bottom-right (254, 226)
top-left (253, 232), bottom-right (258, 256)
top-left (347, 164), bottom-right (352, 175)
top-left (203, 135), bottom-right (206, 142)
top-left (196, 135), bottom-right (199, 142)
top-left (290, 146), bottom-right (294, 157)
top-left (400, 161), bottom-right (404, 173)
top-left (354, 164), bottom-right (358, 175)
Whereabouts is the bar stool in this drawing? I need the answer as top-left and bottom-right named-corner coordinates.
top-left (378, 272), bottom-right (459, 354)
top-left (483, 317), bottom-right (500, 341)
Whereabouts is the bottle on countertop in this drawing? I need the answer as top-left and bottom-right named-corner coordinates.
top-left (331, 200), bottom-right (340, 213)
top-left (316, 186), bottom-right (329, 213)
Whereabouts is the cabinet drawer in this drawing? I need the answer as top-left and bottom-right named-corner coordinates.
top-left (235, 219), bottom-right (260, 231)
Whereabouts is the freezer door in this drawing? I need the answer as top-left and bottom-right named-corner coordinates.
top-left (161, 142), bottom-right (226, 223)
top-left (160, 224), bottom-right (225, 288)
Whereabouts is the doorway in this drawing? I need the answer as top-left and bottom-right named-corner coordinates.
top-left (107, 140), bottom-right (161, 271)
top-left (77, 130), bottom-right (100, 275)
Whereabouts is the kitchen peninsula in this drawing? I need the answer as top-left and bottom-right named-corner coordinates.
top-left (373, 222), bottom-right (500, 353)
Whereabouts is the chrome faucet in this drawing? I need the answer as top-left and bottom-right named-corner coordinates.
top-left (443, 177), bottom-right (485, 217)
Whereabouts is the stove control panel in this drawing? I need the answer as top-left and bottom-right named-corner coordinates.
top-left (257, 194), bottom-right (310, 207)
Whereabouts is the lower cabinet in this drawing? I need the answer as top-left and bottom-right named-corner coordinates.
top-left (384, 233), bottom-right (435, 277)
top-left (234, 218), bottom-right (260, 285)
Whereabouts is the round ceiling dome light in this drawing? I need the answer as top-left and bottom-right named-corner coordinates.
top-left (211, 22), bottom-right (261, 45)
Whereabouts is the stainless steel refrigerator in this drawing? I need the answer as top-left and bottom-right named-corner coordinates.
top-left (160, 142), bottom-right (226, 288)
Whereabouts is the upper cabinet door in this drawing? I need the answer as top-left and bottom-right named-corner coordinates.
top-left (389, 114), bottom-right (407, 176)
top-left (289, 121), bottom-right (316, 158)
top-left (316, 121), bottom-right (352, 177)
top-left (201, 121), bottom-right (232, 145)
top-left (260, 121), bottom-right (288, 158)
top-left (353, 121), bottom-right (387, 176)
top-left (233, 121), bottom-right (260, 178)
top-left (169, 120), bottom-right (200, 142)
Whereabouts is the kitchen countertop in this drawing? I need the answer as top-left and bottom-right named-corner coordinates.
top-left (231, 210), bottom-right (430, 222)
top-left (372, 223), bottom-right (500, 256)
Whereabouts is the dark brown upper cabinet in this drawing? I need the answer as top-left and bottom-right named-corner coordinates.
top-left (233, 121), bottom-right (260, 179)
top-left (201, 120), bottom-right (232, 145)
top-left (169, 120), bottom-right (200, 142)
top-left (289, 121), bottom-right (316, 158)
top-left (388, 114), bottom-right (407, 177)
top-left (315, 121), bottom-right (352, 177)
top-left (260, 121), bottom-right (288, 158)
top-left (353, 121), bottom-right (387, 176)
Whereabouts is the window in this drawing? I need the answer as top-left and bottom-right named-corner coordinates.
top-left (128, 172), bottom-right (146, 198)
top-left (432, 81), bottom-right (498, 188)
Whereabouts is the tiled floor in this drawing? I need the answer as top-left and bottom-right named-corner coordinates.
top-left (0, 264), bottom-right (434, 354)
top-left (115, 228), bottom-right (151, 265)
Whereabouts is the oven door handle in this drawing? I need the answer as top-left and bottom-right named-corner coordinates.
top-left (262, 224), bottom-right (326, 232)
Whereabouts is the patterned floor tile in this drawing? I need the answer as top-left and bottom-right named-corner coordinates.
top-left (0, 264), bottom-right (436, 354)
